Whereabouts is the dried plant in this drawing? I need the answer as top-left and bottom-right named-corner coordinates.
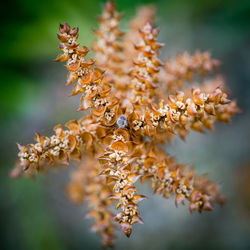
top-left (11, 1), bottom-right (240, 248)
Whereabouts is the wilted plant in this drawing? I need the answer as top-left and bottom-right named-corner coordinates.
top-left (11, 1), bottom-right (240, 248)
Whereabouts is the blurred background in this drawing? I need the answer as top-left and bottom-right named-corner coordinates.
top-left (1, 0), bottom-right (250, 249)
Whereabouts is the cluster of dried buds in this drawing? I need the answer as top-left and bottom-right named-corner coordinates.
top-left (67, 157), bottom-right (115, 247)
top-left (11, 1), bottom-right (240, 248)
top-left (163, 51), bottom-right (220, 93)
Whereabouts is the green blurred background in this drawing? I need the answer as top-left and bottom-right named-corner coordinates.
top-left (1, 0), bottom-right (250, 249)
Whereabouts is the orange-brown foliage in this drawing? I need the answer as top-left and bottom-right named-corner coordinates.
top-left (11, 1), bottom-right (240, 248)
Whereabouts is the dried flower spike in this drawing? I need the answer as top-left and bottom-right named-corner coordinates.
top-left (11, 1), bottom-right (240, 248)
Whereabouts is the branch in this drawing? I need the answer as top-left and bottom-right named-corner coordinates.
top-left (67, 157), bottom-right (115, 248)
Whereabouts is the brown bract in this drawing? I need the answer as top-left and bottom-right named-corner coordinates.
top-left (92, 1), bottom-right (127, 93)
top-left (12, 1), bottom-right (240, 248)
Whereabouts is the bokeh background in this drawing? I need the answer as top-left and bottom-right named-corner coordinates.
top-left (1, 0), bottom-right (250, 249)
